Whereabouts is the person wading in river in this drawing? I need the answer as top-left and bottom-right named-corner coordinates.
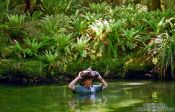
top-left (68, 68), bottom-right (107, 95)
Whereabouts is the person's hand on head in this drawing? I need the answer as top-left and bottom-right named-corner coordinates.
top-left (77, 71), bottom-right (83, 79)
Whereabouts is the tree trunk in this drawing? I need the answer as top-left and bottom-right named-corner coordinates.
top-left (25, 0), bottom-right (31, 12)
top-left (151, 0), bottom-right (161, 10)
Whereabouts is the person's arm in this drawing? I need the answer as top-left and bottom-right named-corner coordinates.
top-left (97, 75), bottom-right (107, 89)
top-left (68, 72), bottom-right (82, 90)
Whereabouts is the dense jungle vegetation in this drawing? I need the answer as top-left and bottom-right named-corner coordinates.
top-left (0, 0), bottom-right (175, 84)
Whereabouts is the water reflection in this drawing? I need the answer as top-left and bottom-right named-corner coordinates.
top-left (135, 103), bottom-right (175, 112)
top-left (68, 93), bottom-right (107, 112)
top-left (49, 82), bottom-right (175, 112)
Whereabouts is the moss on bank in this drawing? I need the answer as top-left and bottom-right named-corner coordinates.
top-left (0, 58), bottom-right (158, 85)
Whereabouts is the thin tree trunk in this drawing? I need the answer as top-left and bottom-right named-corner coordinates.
top-left (151, 0), bottom-right (161, 10)
top-left (25, 0), bottom-right (31, 12)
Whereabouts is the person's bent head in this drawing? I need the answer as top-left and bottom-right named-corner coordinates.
top-left (81, 72), bottom-right (93, 87)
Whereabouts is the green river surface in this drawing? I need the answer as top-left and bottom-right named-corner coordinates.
top-left (0, 81), bottom-right (175, 112)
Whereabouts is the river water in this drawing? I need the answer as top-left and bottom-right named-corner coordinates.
top-left (0, 81), bottom-right (175, 112)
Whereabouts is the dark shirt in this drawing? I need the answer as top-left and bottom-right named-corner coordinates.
top-left (73, 85), bottom-right (103, 95)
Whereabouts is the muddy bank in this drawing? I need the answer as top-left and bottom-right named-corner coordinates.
top-left (0, 70), bottom-right (161, 85)
top-left (0, 71), bottom-right (73, 85)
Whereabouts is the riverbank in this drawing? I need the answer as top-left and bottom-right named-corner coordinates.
top-left (0, 59), bottom-right (159, 85)
top-left (0, 57), bottom-right (174, 85)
